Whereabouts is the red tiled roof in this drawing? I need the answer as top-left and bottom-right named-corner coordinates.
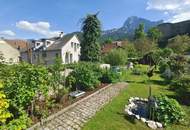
top-left (101, 41), bottom-right (127, 54)
top-left (5, 39), bottom-right (29, 50)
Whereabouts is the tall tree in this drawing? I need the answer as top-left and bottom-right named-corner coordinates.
top-left (81, 13), bottom-right (101, 62)
top-left (134, 23), bottom-right (146, 40)
top-left (167, 35), bottom-right (190, 54)
top-left (147, 27), bottom-right (162, 43)
top-left (134, 38), bottom-right (156, 56)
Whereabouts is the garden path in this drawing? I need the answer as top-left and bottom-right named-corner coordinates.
top-left (28, 82), bottom-right (127, 130)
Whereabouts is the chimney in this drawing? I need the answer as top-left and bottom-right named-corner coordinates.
top-left (59, 32), bottom-right (64, 38)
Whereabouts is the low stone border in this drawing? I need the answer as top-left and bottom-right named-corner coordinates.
top-left (28, 84), bottom-right (112, 130)
top-left (125, 97), bottom-right (163, 129)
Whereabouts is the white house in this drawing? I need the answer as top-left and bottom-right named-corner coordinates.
top-left (21, 33), bottom-right (81, 65)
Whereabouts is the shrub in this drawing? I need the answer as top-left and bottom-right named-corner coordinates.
top-left (132, 68), bottom-right (142, 75)
top-left (3, 63), bottom-right (49, 110)
top-left (159, 54), bottom-right (187, 80)
top-left (66, 62), bottom-right (101, 91)
top-left (48, 57), bottom-right (65, 98)
top-left (155, 95), bottom-right (185, 126)
top-left (0, 111), bottom-right (31, 130)
top-left (104, 49), bottom-right (127, 66)
top-left (1, 63), bottom-right (50, 128)
top-left (0, 81), bottom-right (12, 125)
top-left (100, 70), bottom-right (120, 83)
top-left (161, 68), bottom-right (174, 81)
top-left (66, 62), bottom-right (102, 78)
top-left (167, 35), bottom-right (190, 54)
top-left (171, 76), bottom-right (190, 104)
top-left (132, 65), bottom-right (144, 75)
top-left (159, 59), bottom-right (170, 74)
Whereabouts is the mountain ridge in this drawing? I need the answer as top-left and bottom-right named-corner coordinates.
top-left (101, 16), bottom-right (163, 41)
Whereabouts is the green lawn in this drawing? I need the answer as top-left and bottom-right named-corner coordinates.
top-left (83, 65), bottom-right (190, 130)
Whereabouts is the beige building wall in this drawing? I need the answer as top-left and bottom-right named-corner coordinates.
top-left (0, 40), bottom-right (20, 63)
top-left (21, 50), bottom-right (61, 65)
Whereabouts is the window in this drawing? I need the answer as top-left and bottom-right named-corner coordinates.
top-left (70, 54), bottom-right (73, 63)
top-left (71, 42), bottom-right (74, 48)
top-left (74, 43), bottom-right (77, 51)
top-left (55, 53), bottom-right (59, 57)
top-left (65, 53), bottom-right (69, 63)
top-left (42, 52), bottom-right (47, 57)
top-left (46, 41), bottom-right (51, 46)
top-left (77, 44), bottom-right (80, 48)
top-left (36, 43), bottom-right (40, 46)
top-left (33, 54), bottom-right (36, 59)
top-left (19, 56), bottom-right (22, 62)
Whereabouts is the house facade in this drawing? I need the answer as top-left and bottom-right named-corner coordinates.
top-left (21, 33), bottom-right (81, 65)
top-left (0, 40), bottom-right (20, 63)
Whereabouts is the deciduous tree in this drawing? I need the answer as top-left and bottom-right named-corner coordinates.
top-left (147, 27), bottom-right (162, 43)
top-left (134, 23), bottom-right (146, 40)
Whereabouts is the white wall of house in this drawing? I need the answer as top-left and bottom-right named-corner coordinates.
top-left (0, 40), bottom-right (20, 63)
top-left (21, 35), bottom-right (81, 65)
top-left (61, 35), bottom-right (80, 64)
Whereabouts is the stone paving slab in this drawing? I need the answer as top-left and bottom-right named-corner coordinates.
top-left (28, 82), bottom-right (127, 130)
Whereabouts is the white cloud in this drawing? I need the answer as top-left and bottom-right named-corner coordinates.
top-left (16, 21), bottom-right (61, 37)
top-left (0, 30), bottom-right (16, 37)
top-left (146, 0), bottom-right (190, 23)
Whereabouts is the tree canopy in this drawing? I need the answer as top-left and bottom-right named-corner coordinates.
top-left (134, 23), bottom-right (146, 40)
top-left (104, 49), bottom-right (127, 66)
top-left (167, 35), bottom-right (190, 54)
top-left (147, 27), bottom-right (162, 43)
top-left (134, 38), bottom-right (156, 56)
top-left (81, 13), bottom-right (101, 62)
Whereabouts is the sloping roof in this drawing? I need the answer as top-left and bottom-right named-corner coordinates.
top-left (46, 34), bottom-right (75, 51)
top-left (4, 39), bottom-right (29, 51)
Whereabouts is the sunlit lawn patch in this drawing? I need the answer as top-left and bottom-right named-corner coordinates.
top-left (83, 65), bottom-right (190, 130)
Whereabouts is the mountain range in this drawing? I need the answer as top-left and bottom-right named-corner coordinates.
top-left (66, 16), bottom-right (190, 43)
top-left (101, 16), bottom-right (163, 41)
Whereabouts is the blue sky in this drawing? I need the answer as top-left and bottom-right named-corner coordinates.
top-left (0, 0), bottom-right (189, 39)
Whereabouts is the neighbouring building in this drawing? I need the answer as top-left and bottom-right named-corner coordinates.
top-left (101, 41), bottom-right (126, 54)
top-left (0, 39), bottom-right (20, 63)
top-left (21, 33), bottom-right (81, 65)
top-left (4, 39), bottom-right (28, 51)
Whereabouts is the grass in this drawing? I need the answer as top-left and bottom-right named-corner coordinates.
top-left (83, 65), bottom-right (190, 130)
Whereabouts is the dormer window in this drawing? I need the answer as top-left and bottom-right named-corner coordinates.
top-left (46, 41), bottom-right (51, 47)
top-left (36, 43), bottom-right (40, 46)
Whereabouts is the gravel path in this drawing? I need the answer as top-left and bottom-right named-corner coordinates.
top-left (28, 82), bottom-right (127, 130)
